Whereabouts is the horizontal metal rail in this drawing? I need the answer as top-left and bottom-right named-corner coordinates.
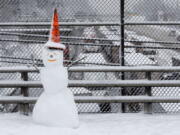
top-left (75, 96), bottom-right (180, 103)
top-left (0, 58), bottom-right (121, 67)
top-left (0, 32), bottom-right (118, 42)
top-left (0, 96), bottom-right (180, 103)
top-left (0, 22), bottom-right (120, 26)
top-left (0, 66), bottom-right (180, 73)
top-left (0, 38), bottom-right (117, 46)
top-left (0, 80), bottom-right (180, 87)
top-left (0, 28), bottom-right (72, 32)
top-left (0, 96), bottom-right (37, 103)
top-left (2, 32), bottom-right (180, 46)
top-left (126, 39), bottom-right (180, 45)
top-left (1, 22), bottom-right (180, 26)
top-left (0, 67), bottom-right (38, 72)
top-left (125, 21), bottom-right (180, 25)
top-left (0, 56), bottom-right (42, 62)
top-left (69, 62), bottom-right (122, 66)
top-left (0, 38), bottom-right (45, 44)
top-left (69, 66), bottom-right (180, 72)
top-left (2, 38), bottom-right (180, 49)
top-left (68, 80), bottom-right (180, 87)
top-left (125, 45), bottom-right (180, 50)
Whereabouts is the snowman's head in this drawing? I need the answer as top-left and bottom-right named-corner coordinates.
top-left (42, 9), bottom-right (67, 67)
top-left (42, 41), bottom-right (66, 67)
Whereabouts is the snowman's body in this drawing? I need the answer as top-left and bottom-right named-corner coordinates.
top-left (33, 41), bottom-right (79, 128)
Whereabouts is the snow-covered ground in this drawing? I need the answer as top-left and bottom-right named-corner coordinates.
top-left (1, 113), bottom-right (180, 135)
top-left (99, 26), bottom-right (120, 46)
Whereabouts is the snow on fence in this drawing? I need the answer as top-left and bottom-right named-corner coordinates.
top-left (0, 66), bottom-right (180, 114)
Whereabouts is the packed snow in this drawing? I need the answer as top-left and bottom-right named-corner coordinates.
top-left (1, 113), bottom-right (180, 135)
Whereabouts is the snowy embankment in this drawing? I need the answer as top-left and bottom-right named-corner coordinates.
top-left (1, 113), bottom-right (180, 135)
top-left (99, 26), bottom-right (120, 46)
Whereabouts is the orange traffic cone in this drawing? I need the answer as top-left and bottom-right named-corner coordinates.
top-left (49, 8), bottom-right (61, 43)
top-left (46, 8), bottom-right (65, 50)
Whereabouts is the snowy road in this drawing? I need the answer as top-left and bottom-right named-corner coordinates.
top-left (1, 113), bottom-right (180, 135)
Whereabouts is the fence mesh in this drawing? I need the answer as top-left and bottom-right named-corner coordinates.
top-left (0, 0), bottom-right (180, 113)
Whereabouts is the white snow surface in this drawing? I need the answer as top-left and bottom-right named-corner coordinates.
top-left (1, 113), bottom-right (180, 135)
top-left (125, 53), bottom-right (156, 66)
top-left (99, 26), bottom-right (120, 46)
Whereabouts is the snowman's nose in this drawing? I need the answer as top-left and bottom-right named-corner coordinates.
top-left (50, 55), bottom-right (53, 58)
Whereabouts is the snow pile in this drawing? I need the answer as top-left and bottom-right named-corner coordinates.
top-left (1, 113), bottom-right (180, 135)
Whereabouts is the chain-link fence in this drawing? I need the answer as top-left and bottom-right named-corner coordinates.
top-left (0, 0), bottom-right (180, 114)
top-left (124, 0), bottom-right (180, 113)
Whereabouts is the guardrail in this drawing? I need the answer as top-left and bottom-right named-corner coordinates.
top-left (1, 80), bottom-right (180, 87)
top-left (0, 66), bottom-right (180, 115)
top-left (1, 66), bottom-right (180, 72)
top-left (0, 22), bottom-right (120, 26)
top-left (2, 96), bottom-right (180, 103)
top-left (1, 21), bottom-right (180, 26)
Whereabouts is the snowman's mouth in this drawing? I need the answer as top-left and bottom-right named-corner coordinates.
top-left (48, 47), bottom-right (64, 51)
top-left (48, 59), bottom-right (56, 62)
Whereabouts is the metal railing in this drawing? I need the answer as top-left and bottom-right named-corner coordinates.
top-left (0, 22), bottom-right (120, 26)
top-left (0, 66), bottom-right (179, 114)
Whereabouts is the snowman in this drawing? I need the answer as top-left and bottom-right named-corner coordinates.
top-left (33, 9), bottom-right (79, 128)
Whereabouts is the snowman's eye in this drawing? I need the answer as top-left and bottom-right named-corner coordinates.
top-left (50, 54), bottom-right (53, 58)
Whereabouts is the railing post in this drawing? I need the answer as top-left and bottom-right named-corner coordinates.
top-left (120, 0), bottom-right (125, 113)
top-left (144, 72), bottom-right (152, 114)
top-left (20, 72), bottom-right (29, 115)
